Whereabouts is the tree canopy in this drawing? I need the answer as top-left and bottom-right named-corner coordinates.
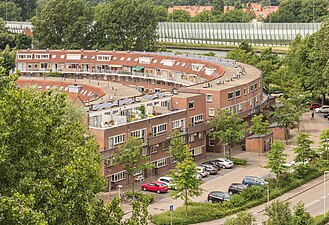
top-left (93, 0), bottom-right (160, 51)
top-left (32, 0), bottom-right (94, 49)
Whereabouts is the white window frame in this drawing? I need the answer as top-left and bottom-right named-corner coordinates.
top-left (190, 146), bottom-right (204, 156)
top-left (190, 114), bottom-right (204, 126)
top-left (152, 123), bottom-right (167, 137)
top-left (189, 134), bottom-right (196, 142)
top-left (172, 119), bottom-right (185, 129)
top-left (209, 139), bottom-right (215, 146)
top-left (155, 158), bottom-right (167, 168)
top-left (35, 54), bottom-right (50, 60)
top-left (209, 108), bottom-right (215, 117)
top-left (97, 55), bottom-right (111, 61)
top-left (206, 94), bottom-right (213, 102)
top-left (131, 128), bottom-right (146, 142)
top-left (228, 91), bottom-right (234, 100)
top-left (188, 101), bottom-right (194, 110)
top-left (108, 134), bottom-right (125, 148)
top-left (235, 89), bottom-right (241, 98)
top-left (110, 171), bottom-right (125, 182)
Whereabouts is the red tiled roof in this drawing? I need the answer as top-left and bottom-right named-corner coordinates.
top-left (16, 79), bottom-right (106, 103)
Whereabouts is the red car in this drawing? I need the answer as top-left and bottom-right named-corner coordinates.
top-left (309, 102), bottom-right (320, 110)
top-left (141, 181), bottom-right (169, 193)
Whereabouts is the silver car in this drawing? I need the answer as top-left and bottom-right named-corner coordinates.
top-left (215, 158), bottom-right (234, 169)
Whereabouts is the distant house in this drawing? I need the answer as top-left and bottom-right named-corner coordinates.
top-left (224, 6), bottom-right (235, 13)
top-left (168, 6), bottom-right (213, 17)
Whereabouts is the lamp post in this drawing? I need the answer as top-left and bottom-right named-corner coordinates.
top-left (5, 0), bottom-right (8, 22)
top-left (118, 184), bottom-right (123, 204)
top-left (324, 171), bottom-right (329, 219)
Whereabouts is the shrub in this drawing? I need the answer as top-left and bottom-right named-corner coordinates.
top-left (227, 157), bottom-right (247, 166)
top-left (124, 191), bottom-right (154, 203)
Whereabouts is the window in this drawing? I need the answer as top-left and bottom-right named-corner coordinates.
top-left (142, 147), bottom-right (149, 156)
top-left (209, 108), bottom-right (215, 117)
top-left (191, 146), bottom-right (204, 156)
top-left (35, 54), bottom-right (50, 60)
top-left (153, 59), bottom-right (158, 63)
top-left (228, 92), bottom-right (234, 100)
top-left (97, 55), bottom-right (111, 61)
top-left (189, 134), bottom-right (196, 142)
top-left (235, 90), bottom-right (241, 98)
top-left (120, 57), bottom-right (124, 61)
top-left (60, 55), bottom-right (65, 59)
top-left (152, 123), bottom-right (167, 137)
top-left (131, 129), bottom-right (146, 142)
top-left (17, 54), bottom-right (32, 59)
top-left (190, 114), bottom-right (204, 126)
top-left (251, 85), bottom-right (254, 92)
top-left (155, 158), bottom-right (167, 168)
top-left (127, 57), bottom-right (131, 61)
top-left (238, 104), bottom-right (243, 111)
top-left (172, 119), bottom-right (185, 129)
top-left (150, 146), bottom-right (158, 154)
top-left (209, 139), bottom-right (215, 146)
top-left (108, 134), bottom-right (125, 148)
top-left (163, 140), bottom-right (170, 150)
top-left (104, 157), bottom-right (113, 167)
top-left (254, 83), bottom-right (257, 89)
top-left (111, 171), bottom-right (125, 182)
top-left (244, 88), bottom-right (247, 95)
top-left (198, 131), bottom-right (205, 139)
top-left (206, 94), bottom-right (212, 102)
top-left (191, 63), bottom-right (204, 71)
top-left (188, 101), bottom-right (194, 110)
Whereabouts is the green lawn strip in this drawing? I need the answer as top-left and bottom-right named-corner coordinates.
top-left (157, 42), bottom-right (289, 53)
top-left (151, 161), bottom-right (329, 225)
top-left (313, 212), bottom-right (329, 225)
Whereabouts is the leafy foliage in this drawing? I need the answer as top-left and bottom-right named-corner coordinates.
top-left (249, 114), bottom-right (270, 136)
top-left (210, 109), bottom-right (247, 156)
top-left (292, 202), bottom-right (312, 225)
top-left (169, 130), bottom-right (189, 163)
top-left (264, 200), bottom-right (292, 225)
top-left (0, 1), bottom-right (22, 21)
top-left (32, 0), bottom-right (94, 49)
top-left (266, 140), bottom-right (287, 177)
top-left (224, 211), bottom-right (255, 225)
top-left (294, 132), bottom-right (315, 164)
top-left (171, 150), bottom-right (202, 217)
top-left (114, 137), bottom-right (153, 195)
top-left (94, 0), bottom-right (160, 51)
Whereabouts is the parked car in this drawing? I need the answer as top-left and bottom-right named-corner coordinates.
top-left (309, 102), bottom-right (321, 110)
top-left (196, 174), bottom-right (202, 180)
top-left (141, 181), bottom-right (168, 193)
top-left (196, 166), bottom-right (210, 177)
top-left (324, 112), bottom-right (329, 118)
top-left (199, 164), bottom-right (218, 175)
top-left (315, 105), bottom-right (329, 113)
top-left (228, 183), bottom-right (247, 195)
top-left (201, 160), bottom-right (222, 170)
top-left (270, 91), bottom-right (284, 98)
top-left (158, 177), bottom-right (175, 189)
top-left (207, 191), bottom-right (231, 203)
top-left (242, 176), bottom-right (267, 187)
top-left (215, 158), bottom-right (234, 169)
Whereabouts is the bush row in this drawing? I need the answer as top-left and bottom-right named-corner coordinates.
top-left (151, 160), bottom-right (329, 225)
top-left (227, 157), bottom-right (247, 166)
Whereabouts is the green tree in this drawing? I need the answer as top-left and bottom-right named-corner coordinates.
top-left (167, 10), bottom-right (191, 22)
top-left (15, 33), bottom-right (32, 49)
top-left (226, 41), bottom-right (257, 64)
top-left (265, 140), bottom-right (287, 177)
top-left (125, 194), bottom-right (153, 225)
top-left (32, 0), bottom-right (93, 49)
top-left (0, 44), bottom-right (16, 74)
top-left (210, 109), bottom-right (247, 157)
top-left (0, 19), bottom-right (15, 50)
top-left (319, 128), bottom-right (329, 160)
top-left (94, 0), bottom-right (160, 51)
top-left (92, 197), bottom-right (124, 225)
top-left (171, 150), bottom-right (202, 217)
top-left (224, 211), bottom-right (256, 225)
top-left (264, 200), bottom-right (292, 225)
top-left (294, 132), bottom-right (315, 164)
top-left (270, 99), bottom-right (296, 144)
top-left (216, 9), bottom-right (254, 22)
top-left (169, 129), bottom-right (189, 163)
top-left (0, 1), bottom-right (22, 21)
top-left (114, 137), bottom-right (153, 196)
top-left (212, 0), bottom-right (224, 12)
top-left (0, 71), bottom-right (109, 224)
top-left (12, 0), bottom-right (37, 21)
top-left (292, 202), bottom-right (312, 225)
top-left (192, 10), bottom-right (215, 22)
top-left (249, 114), bottom-right (270, 156)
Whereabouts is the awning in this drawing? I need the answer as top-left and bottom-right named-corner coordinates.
top-left (109, 64), bottom-right (122, 68)
top-left (133, 66), bottom-right (144, 71)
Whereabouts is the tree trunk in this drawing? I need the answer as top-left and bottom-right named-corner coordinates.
top-left (132, 175), bottom-right (135, 197)
top-left (285, 128), bottom-right (288, 145)
top-left (185, 190), bottom-right (188, 218)
top-left (258, 135), bottom-right (261, 157)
